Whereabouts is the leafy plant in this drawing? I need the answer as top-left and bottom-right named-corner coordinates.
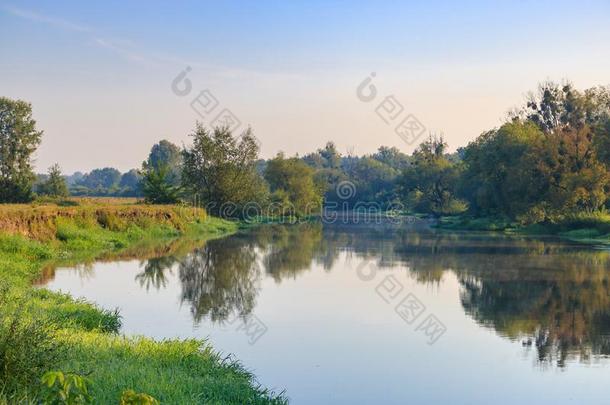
top-left (119, 389), bottom-right (159, 405)
top-left (0, 286), bottom-right (64, 395)
top-left (40, 371), bottom-right (92, 404)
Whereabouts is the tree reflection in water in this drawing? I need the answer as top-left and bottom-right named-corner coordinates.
top-left (133, 223), bottom-right (610, 368)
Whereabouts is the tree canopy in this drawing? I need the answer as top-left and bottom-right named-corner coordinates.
top-left (0, 97), bottom-right (43, 202)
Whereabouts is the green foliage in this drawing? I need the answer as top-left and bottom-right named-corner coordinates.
top-left (39, 164), bottom-right (69, 198)
top-left (0, 97), bottom-right (43, 203)
top-left (142, 165), bottom-right (181, 204)
top-left (143, 140), bottom-right (182, 186)
top-left (119, 169), bottom-right (143, 196)
top-left (75, 168), bottom-right (121, 191)
top-left (182, 125), bottom-right (268, 217)
top-left (0, 287), bottom-right (64, 395)
top-left (60, 331), bottom-right (286, 404)
top-left (40, 371), bottom-right (92, 404)
top-left (119, 389), bottom-right (159, 405)
top-left (0, 201), bottom-right (282, 403)
top-left (461, 82), bottom-right (610, 222)
top-left (264, 153), bottom-right (323, 217)
top-left (460, 121), bottom-right (546, 217)
top-left (399, 135), bottom-right (467, 216)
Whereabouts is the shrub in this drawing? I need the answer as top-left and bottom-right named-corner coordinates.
top-left (0, 286), bottom-right (64, 395)
top-left (120, 389), bottom-right (159, 405)
top-left (40, 371), bottom-right (92, 404)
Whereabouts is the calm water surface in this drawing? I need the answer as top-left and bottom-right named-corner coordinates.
top-left (43, 223), bottom-right (610, 404)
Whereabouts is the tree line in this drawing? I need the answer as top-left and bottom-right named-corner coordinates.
top-left (1, 80), bottom-right (609, 225)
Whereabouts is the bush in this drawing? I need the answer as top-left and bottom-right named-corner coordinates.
top-left (0, 286), bottom-right (64, 395)
top-left (120, 389), bottom-right (159, 405)
top-left (41, 371), bottom-right (92, 404)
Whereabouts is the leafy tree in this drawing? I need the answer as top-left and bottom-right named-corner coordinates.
top-left (533, 126), bottom-right (608, 216)
top-left (371, 146), bottom-right (410, 171)
top-left (143, 140), bottom-right (182, 186)
top-left (303, 141), bottom-right (342, 169)
top-left (182, 125), bottom-right (268, 217)
top-left (119, 169), bottom-right (143, 196)
top-left (264, 153), bottom-right (323, 217)
top-left (0, 97), bottom-right (43, 202)
top-left (39, 164), bottom-right (69, 198)
top-left (303, 142), bottom-right (345, 203)
top-left (399, 135), bottom-right (467, 216)
top-left (460, 121), bottom-right (546, 218)
top-left (77, 168), bottom-right (121, 191)
top-left (348, 157), bottom-right (399, 206)
top-left (517, 82), bottom-right (610, 133)
top-left (462, 83), bottom-right (610, 222)
top-left (142, 165), bottom-right (181, 204)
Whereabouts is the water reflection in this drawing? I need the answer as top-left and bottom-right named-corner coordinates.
top-left (56, 223), bottom-right (610, 369)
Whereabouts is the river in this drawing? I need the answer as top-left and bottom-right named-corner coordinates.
top-left (42, 222), bottom-right (610, 404)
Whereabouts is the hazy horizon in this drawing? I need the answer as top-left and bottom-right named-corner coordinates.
top-left (2, 0), bottom-right (609, 173)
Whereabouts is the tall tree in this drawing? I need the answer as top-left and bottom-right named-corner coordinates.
top-left (182, 125), bottom-right (268, 217)
top-left (0, 97), bottom-right (43, 202)
top-left (142, 165), bottom-right (181, 204)
top-left (143, 140), bottom-right (182, 186)
top-left (460, 122), bottom-right (546, 218)
top-left (119, 169), bottom-right (142, 196)
top-left (399, 135), bottom-right (466, 216)
top-left (77, 168), bottom-right (122, 191)
top-left (39, 164), bottom-right (69, 198)
top-left (265, 153), bottom-right (323, 217)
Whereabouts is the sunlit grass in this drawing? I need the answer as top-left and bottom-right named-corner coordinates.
top-left (0, 203), bottom-right (285, 403)
top-left (58, 331), bottom-right (286, 404)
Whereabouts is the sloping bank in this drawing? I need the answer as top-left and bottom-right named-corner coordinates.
top-left (0, 202), bottom-right (286, 404)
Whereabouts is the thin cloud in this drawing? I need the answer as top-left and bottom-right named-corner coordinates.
top-left (1, 4), bottom-right (91, 32)
top-left (1, 4), bottom-right (308, 81)
top-left (94, 38), bottom-right (148, 64)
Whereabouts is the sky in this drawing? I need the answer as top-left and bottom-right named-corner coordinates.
top-left (1, 0), bottom-right (610, 174)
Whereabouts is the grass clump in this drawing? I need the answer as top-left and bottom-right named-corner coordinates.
top-left (0, 286), bottom-right (65, 398)
top-left (59, 332), bottom-right (285, 404)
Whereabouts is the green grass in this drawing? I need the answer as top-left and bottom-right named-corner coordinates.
top-left (0, 202), bottom-right (286, 404)
top-left (59, 331), bottom-right (285, 404)
top-left (435, 215), bottom-right (514, 231)
top-left (435, 212), bottom-right (610, 245)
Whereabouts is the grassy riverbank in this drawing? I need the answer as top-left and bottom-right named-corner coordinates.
top-left (436, 212), bottom-right (610, 245)
top-left (0, 199), bottom-right (285, 404)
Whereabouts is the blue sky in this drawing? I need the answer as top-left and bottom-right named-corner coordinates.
top-left (1, 0), bottom-right (609, 172)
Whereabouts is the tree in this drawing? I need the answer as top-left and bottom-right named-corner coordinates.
top-left (142, 165), bottom-right (181, 204)
top-left (264, 153), bottom-right (323, 217)
top-left (349, 157), bottom-right (399, 206)
top-left (399, 135), bottom-right (467, 216)
top-left (303, 141), bottom-right (342, 170)
top-left (460, 121), bottom-right (546, 218)
top-left (39, 164), bottom-right (69, 198)
top-left (119, 169), bottom-right (142, 196)
top-left (77, 168), bottom-right (122, 191)
top-left (303, 141), bottom-right (345, 203)
top-left (371, 146), bottom-right (410, 171)
top-left (534, 126), bottom-right (608, 215)
top-left (181, 125), bottom-right (268, 217)
top-left (0, 97), bottom-right (43, 202)
top-left (143, 140), bottom-right (182, 186)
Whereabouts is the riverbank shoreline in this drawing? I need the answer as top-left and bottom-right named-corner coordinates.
top-left (435, 214), bottom-right (610, 245)
top-left (0, 200), bottom-right (286, 403)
